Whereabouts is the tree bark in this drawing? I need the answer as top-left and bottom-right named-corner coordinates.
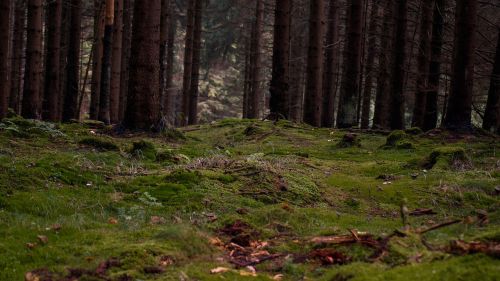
top-left (388, 0), bottom-right (408, 130)
top-left (123, 0), bottom-right (161, 130)
top-left (110, 0), bottom-right (123, 123)
top-left (22, 0), bottom-right (43, 119)
top-left (337, 0), bottom-right (364, 128)
top-left (188, 0), bottom-right (203, 125)
top-left (43, 0), bottom-right (62, 121)
top-left (247, 0), bottom-right (264, 119)
top-left (482, 29), bottom-right (500, 134)
top-left (422, 0), bottom-right (444, 131)
top-left (411, 0), bottom-right (435, 129)
top-left (288, 1), bottom-right (307, 122)
top-left (90, 0), bottom-right (105, 120)
top-left (159, 0), bottom-right (170, 117)
top-left (321, 0), bottom-right (339, 127)
top-left (98, 0), bottom-right (115, 124)
top-left (443, 0), bottom-right (478, 132)
top-left (0, 0), bottom-right (11, 118)
top-left (181, 0), bottom-right (196, 126)
top-left (303, 0), bottom-right (325, 126)
top-left (119, 0), bottom-right (132, 121)
top-left (269, 0), bottom-right (291, 119)
top-left (9, 0), bottom-right (25, 115)
top-left (164, 15), bottom-right (177, 123)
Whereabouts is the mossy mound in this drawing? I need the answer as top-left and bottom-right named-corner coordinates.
top-left (0, 117), bottom-right (66, 138)
top-left (243, 123), bottom-right (265, 137)
top-left (426, 147), bottom-right (468, 169)
top-left (81, 120), bottom-right (106, 129)
top-left (162, 128), bottom-right (186, 141)
top-left (130, 140), bottom-right (157, 160)
top-left (79, 137), bottom-right (120, 151)
top-left (382, 130), bottom-right (415, 149)
top-left (336, 133), bottom-right (361, 148)
top-left (405, 127), bottom-right (424, 135)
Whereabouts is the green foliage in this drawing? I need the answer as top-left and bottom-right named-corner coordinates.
top-left (130, 140), bottom-right (157, 160)
top-left (79, 137), bottom-right (120, 151)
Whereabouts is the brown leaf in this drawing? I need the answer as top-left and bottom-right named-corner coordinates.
top-left (108, 217), bottom-right (118, 224)
top-left (210, 267), bottom-right (230, 274)
top-left (150, 216), bottom-right (166, 225)
top-left (37, 235), bottom-right (48, 244)
top-left (26, 242), bottom-right (37, 249)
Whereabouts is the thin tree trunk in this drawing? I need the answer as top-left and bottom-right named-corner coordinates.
top-left (160, 0), bottom-right (170, 117)
top-left (9, 0), bottom-right (25, 115)
top-left (119, 0), bottom-right (132, 121)
top-left (0, 0), bottom-right (12, 118)
top-left (123, 0), bottom-right (161, 130)
top-left (90, 0), bottom-right (105, 120)
top-left (22, 0), bottom-right (43, 119)
top-left (443, 0), bottom-right (478, 132)
top-left (247, 0), bottom-right (264, 119)
top-left (164, 15), bottom-right (176, 123)
top-left (110, 0), bottom-right (123, 123)
top-left (188, 0), bottom-right (203, 125)
top-left (411, 0), bottom-right (435, 129)
top-left (321, 0), bottom-right (339, 127)
top-left (181, 0), bottom-right (196, 126)
top-left (43, 0), bottom-right (62, 121)
top-left (243, 33), bottom-right (251, 118)
top-left (98, 0), bottom-right (115, 124)
top-left (423, 0), bottom-right (444, 131)
top-left (337, 0), bottom-right (363, 128)
top-left (482, 28), bottom-right (500, 134)
top-left (303, 0), bottom-right (325, 126)
top-left (288, 1), bottom-right (307, 122)
top-left (269, 0), bottom-right (292, 119)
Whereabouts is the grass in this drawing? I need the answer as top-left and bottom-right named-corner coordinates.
top-left (0, 118), bottom-right (498, 280)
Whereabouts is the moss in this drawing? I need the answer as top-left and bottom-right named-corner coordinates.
top-left (385, 130), bottom-right (406, 147)
top-left (79, 137), bottom-right (119, 151)
top-left (243, 124), bottom-right (265, 136)
top-left (161, 128), bottom-right (186, 141)
top-left (336, 133), bottom-right (361, 148)
top-left (81, 120), bottom-right (106, 129)
top-left (165, 169), bottom-right (202, 187)
top-left (427, 147), bottom-right (467, 169)
top-left (396, 141), bottom-right (415, 149)
top-left (405, 127), bottom-right (424, 135)
top-left (130, 140), bottom-right (157, 160)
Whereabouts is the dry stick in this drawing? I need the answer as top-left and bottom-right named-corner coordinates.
top-left (417, 219), bottom-right (462, 234)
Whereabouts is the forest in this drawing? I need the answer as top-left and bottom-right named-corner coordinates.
top-left (0, 0), bottom-right (499, 280)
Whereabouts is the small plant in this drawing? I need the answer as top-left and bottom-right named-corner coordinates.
top-left (130, 140), bottom-right (157, 160)
top-left (139, 192), bottom-right (163, 207)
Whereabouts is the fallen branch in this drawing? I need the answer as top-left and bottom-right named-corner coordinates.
top-left (417, 219), bottom-right (462, 234)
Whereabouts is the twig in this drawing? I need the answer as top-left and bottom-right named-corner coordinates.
top-left (418, 219), bottom-right (462, 234)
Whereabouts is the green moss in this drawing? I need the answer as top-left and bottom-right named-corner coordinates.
top-left (384, 130), bottom-right (406, 147)
top-left (405, 127), bottom-right (424, 135)
top-left (427, 147), bottom-right (467, 169)
top-left (79, 137), bottom-right (119, 151)
top-left (130, 140), bottom-right (157, 160)
top-left (161, 128), bottom-right (186, 141)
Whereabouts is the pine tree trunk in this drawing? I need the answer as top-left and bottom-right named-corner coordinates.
top-left (159, 0), bottom-right (170, 116)
top-left (9, 0), bottom-right (25, 115)
top-left (22, 0), bottom-right (43, 119)
top-left (288, 1), bottom-right (307, 122)
top-left (0, 0), bottom-right (11, 118)
top-left (443, 0), bottom-right (478, 132)
top-left (58, 0), bottom-right (71, 120)
top-left (411, 0), bottom-right (435, 129)
top-left (90, 1), bottom-right (105, 120)
top-left (269, 0), bottom-right (291, 119)
top-left (337, 0), bottom-right (363, 128)
top-left (243, 34), bottom-right (251, 118)
top-left (119, 0), bottom-right (132, 121)
top-left (62, 0), bottom-right (82, 121)
top-left (321, 0), bottom-right (339, 128)
top-left (164, 16), bottom-right (177, 123)
top-left (43, 0), bottom-right (62, 121)
top-left (247, 0), bottom-right (264, 119)
top-left (303, 0), bottom-right (325, 126)
top-left (388, 0), bottom-right (408, 130)
top-left (482, 28), bottom-right (500, 134)
top-left (98, 0), bottom-right (115, 124)
top-left (422, 0), bottom-right (444, 131)
top-left (188, 0), bottom-right (203, 125)
top-left (360, 0), bottom-right (381, 129)
top-left (123, 0), bottom-right (161, 130)
top-left (110, 0), bottom-right (123, 123)
top-left (181, 0), bottom-right (195, 126)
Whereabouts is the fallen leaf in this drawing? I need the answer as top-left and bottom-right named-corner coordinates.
top-left (273, 274), bottom-right (284, 280)
top-left (150, 216), bottom-right (166, 225)
top-left (26, 242), bottom-right (37, 249)
top-left (210, 267), bottom-right (230, 274)
top-left (51, 224), bottom-right (62, 231)
top-left (108, 217), bottom-right (118, 224)
top-left (37, 235), bottom-right (48, 244)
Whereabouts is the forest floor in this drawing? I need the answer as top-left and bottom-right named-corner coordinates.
top-left (0, 117), bottom-right (499, 281)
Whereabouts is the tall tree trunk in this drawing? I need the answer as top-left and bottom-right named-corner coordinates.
top-left (188, 0), bottom-right (203, 125)
top-left (119, 0), bottom-right (132, 121)
top-left (321, 0), bottom-right (339, 127)
top-left (123, 0), bottom-right (161, 130)
top-left (98, 0), bottom-right (115, 124)
top-left (288, 1), bottom-right (307, 122)
top-left (360, 0), bottom-right (381, 129)
top-left (43, 0), bottom-right (62, 121)
top-left (337, 0), bottom-right (363, 128)
top-left (159, 0), bottom-right (170, 117)
top-left (388, 0), bottom-right (408, 130)
top-left (269, 0), bottom-right (291, 119)
top-left (58, 0), bottom-right (70, 120)
top-left (372, 0), bottom-right (393, 129)
top-left (422, 0), bottom-right (444, 131)
top-left (243, 33), bottom-right (251, 118)
top-left (247, 0), bottom-right (264, 119)
top-left (482, 29), bottom-right (500, 134)
top-left (62, 0), bottom-right (81, 121)
top-left (411, 0), bottom-right (435, 128)
top-left (181, 0), bottom-right (195, 126)
top-left (90, 0), bottom-right (105, 120)
top-left (443, 0), bottom-right (478, 132)
top-left (22, 0), bottom-right (43, 119)
top-left (0, 0), bottom-right (11, 119)
top-left (303, 0), bottom-right (325, 126)
top-left (9, 0), bottom-right (26, 115)
top-left (110, 0), bottom-right (123, 123)
top-left (164, 15), bottom-right (177, 123)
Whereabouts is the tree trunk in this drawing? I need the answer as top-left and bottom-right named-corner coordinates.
top-left (90, 0), bottom-right (105, 120)
top-left (243, 33), bottom-right (251, 118)
top-left (159, 0), bottom-right (170, 117)
top-left (0, 0), bottom-right (11, 119)
top-left (62, 0), bottom-right (82, 122)
top-left (360, 0), bottom-right (381, 129)
top-left (288, 1), bottom-right (307, 122)
top-left (181, 0), bottom-right (195, 126)
top-left (482, 28), bottom-right (500, 134)
top-left (188, 0), bottom-right (203, 125)
top-left (98, 0), bottom-right (115, 124)
top-left (119, 0), bottom-right (132, 121)
top-left (388, 0), bottom-right (408, 130)
top-left (443, 0), bottom-right (478, 132)
top-left (303, 0), bottom-right (325, 126)
top-left (123, 0), bottom-right (161, 130)
top-left (9, 0), bottom-right (26, 115)
top-left (247, 0), bottom-right (264, 119)
top-left (269, 0), bottom-right (291, 119)
top-left (110, 0), bottom-right (123, 123)
top-left (337, 0), bottom-right (363, 128)
top-left (43, 0), bottom-right (62, 121)
top-left (164, 15), bottom-right (177, 123)
top-left (321, 0), bottom-right (339, 128)
top-left (22, 0), bottom-right (43, 119)
top-left (411, 0), bottom-right (435, 129)
top-left (422, 0), bottom-right (444, 131)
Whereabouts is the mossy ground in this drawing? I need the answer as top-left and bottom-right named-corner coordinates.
top-left (0, 118), bottom-right (498, 280)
